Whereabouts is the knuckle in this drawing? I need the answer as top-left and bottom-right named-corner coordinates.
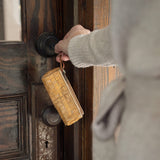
top-left (74, 24), bottom-right (83, 30)
top-left (86, 29), bottom-right (91, 33)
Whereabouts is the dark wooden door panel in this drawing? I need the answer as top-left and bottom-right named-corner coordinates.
top-left (0, 41), bottom-right (29, 159)
top-left (0, 95), bottom-right (29, 159)
top-left (0, 43), bottom-right (27, 96)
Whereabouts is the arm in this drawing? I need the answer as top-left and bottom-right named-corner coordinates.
top-left (55, 25), bottom-right (115, 68)
top-left (68, 25), bottom-right (115, 68)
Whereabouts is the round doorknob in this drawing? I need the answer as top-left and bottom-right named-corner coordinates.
top-left (41, 106), bottom-right (61, 126)
top-left (36, 32), bottom-right (59, 57)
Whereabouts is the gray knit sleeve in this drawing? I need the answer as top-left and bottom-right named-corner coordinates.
top-left (68, 26), bottom-right (115, 68)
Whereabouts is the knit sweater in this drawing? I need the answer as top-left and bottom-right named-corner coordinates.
top-left (68, 0), bottom-right (160, 160)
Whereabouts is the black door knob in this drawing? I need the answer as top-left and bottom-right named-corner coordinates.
top-left (36, 32), bottom-right (58, 57)
top-left (41, 106), bottom-right (61, 126)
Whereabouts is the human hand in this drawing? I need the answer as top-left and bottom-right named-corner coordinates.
top-left (55, 25), bottom-right (90, 62)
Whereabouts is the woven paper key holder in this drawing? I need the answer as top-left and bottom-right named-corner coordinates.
top-left (41, 61), bottom-right (84, 126)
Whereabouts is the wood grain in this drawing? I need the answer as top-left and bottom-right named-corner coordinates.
top-left (26, 0), bottom-right (63, 83)
top-left (0, 95), bottom-right (29, 159)
top-left (0, 0), bottom-right (66, 160)
top-left (30, 84), bottom-right (59, 160)
top-left (26, 0), bottom-right (65, 159)
top-left (0, 4), bottom-right (29, 158)
top-left (0, 43), bottom-right (27, 96)
top-left (62, 1), bottom-right (84, 160)
top-left (0, 100), bottom-right (18, 152)
top-left (78, 1), bottom-right (94, 159)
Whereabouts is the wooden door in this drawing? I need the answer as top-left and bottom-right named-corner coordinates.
top-left (0, 0), bottom-right (116, 160)
top-left (0, 0), bottom-right (73, 159)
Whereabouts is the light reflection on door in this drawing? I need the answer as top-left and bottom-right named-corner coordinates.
top-left (0, 0), bottom-right (21, 41)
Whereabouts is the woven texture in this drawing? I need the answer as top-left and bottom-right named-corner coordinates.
top-left (42, 67), bottom-right (84, 126)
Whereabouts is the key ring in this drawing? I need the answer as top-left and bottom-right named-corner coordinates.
top-left (59, 55), bottom-right (65, 72)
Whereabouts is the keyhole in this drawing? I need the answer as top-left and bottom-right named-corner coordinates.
top-left (45, 141), bottom-right (49, 148)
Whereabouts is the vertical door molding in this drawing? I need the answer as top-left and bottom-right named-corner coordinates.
top-left (78, 0), bottom-right (120, 160)
top-left (78, 1), bottom-right (94, 160)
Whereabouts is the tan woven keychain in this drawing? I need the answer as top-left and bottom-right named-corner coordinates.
top-left (42, 61), bottom-right (84, 126)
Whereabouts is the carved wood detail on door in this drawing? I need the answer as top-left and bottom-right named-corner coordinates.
top-left (0, 95), bottom-right (28, 159)
top-left (0, 41), bottom-right (29, 159)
